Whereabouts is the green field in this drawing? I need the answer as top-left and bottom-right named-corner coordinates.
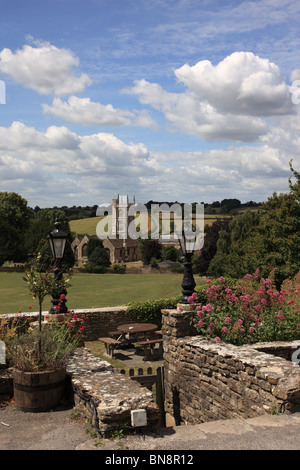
top-left (0, 272), bottom-right (204, 315)
top-left (69, 216), bottom-right (103, 236)
top-left (69, 214), bottom-right (232, 236)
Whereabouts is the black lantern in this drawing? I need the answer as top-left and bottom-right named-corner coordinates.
top-left (47, 219), bottom-right (68, 313)
top-left (178, 226), bottom-right (196, 304)
top-left (47, 219), bottom-right (68, 261)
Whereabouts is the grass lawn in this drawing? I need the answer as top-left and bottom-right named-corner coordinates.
top-left (0, 271), bottom-right (203, 315)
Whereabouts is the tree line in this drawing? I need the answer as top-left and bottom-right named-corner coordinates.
top-left (0, 161), bottom-right (298, 286)
top-left (194, 161), bottom-right (299, 287)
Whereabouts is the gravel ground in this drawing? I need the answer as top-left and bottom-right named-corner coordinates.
top-left (1, 399), bottom-right (300, 452)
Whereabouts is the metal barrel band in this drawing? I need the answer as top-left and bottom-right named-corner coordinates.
top-left (14, 379), bottom-right (65, 393)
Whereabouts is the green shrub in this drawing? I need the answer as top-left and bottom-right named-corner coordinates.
top-left (150, 257), bottom-right (159, 268)
top-left (170, 266), bottom-right (184, 273)
top-left (111, 264), bottom-right (126, 274)
top-left (82, 264), bottom-right (108, 273)
top-left (127, 295), bottom-right (181, 328)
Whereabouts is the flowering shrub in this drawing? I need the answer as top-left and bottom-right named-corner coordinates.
top-left (185, 269), bottom-right (300, 345)
top-left (44, 294), bottom-right (86, 341)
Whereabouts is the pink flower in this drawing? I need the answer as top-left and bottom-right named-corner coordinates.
top-left (222, 326), bottom-right (228, 333)
top-left (224, 316), bottom-right (231, 323)
top-left (249, 326), bottom-right (255, 333)
top-left (214, 337), bottom-right (221, 342)
top-left (198, 320), bottom-right (203, 327)
top-left (244, 274), bottom-right (252, 280)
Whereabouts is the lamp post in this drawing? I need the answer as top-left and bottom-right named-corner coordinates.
top-left (178, 226), bottom-right (196, 306)
top-left (47, 219), bottom-right (68, 313)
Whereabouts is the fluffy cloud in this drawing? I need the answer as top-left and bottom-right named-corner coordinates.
top-left (0, 121), bottom-right (155, 204)
top-left (0, 42), bottom-right (91, 96)
top-left (0, 120), bottom-right (296, 206)
top-left (125, 52), bottom-right (294, 142)
top-left (42, 96), bottom-right (158, 129)
top-left (175, 52), bottom-right (293, 116)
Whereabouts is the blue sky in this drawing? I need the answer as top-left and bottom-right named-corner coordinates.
top-left (0, 0), bottom-right (299, 208)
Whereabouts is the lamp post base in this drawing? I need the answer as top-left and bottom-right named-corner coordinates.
top-left (49, 288), bottom-right (68, 314)
top-left (180, 252), bottom-right (196, 305)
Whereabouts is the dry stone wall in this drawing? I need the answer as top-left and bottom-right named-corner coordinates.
top-left (1, 306), bottom-right (131, 341)
top-left (67, 348), bottom-right (159, 434)
top-left (162, 309), bottom-right (300, 426)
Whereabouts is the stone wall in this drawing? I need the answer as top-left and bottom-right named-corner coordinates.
top-left (1, 306), bottom-right (132, 342)
top-left (0, 349), bottom-right (160, 434)
top-left (67, 348), bottom-right (159, 434)
top-left (162, 308), bottom-right (300, 426)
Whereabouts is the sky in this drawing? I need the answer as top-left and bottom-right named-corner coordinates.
top-left (0, 0), bottom-right (299, 208)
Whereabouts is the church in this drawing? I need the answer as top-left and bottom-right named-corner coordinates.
top-left (71, 195), bottom-right (141, 265)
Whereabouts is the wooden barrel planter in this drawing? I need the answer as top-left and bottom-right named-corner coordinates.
top-left (12, 368), bottom-right (66, 412)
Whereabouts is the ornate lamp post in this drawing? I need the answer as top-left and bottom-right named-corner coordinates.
top-left (47, 219), bottom-right (68, 313)
top-left (178, 226), bottom-right (197, 306)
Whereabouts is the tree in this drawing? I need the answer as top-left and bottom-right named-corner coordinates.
top-left (208, 210), bottom-right (261, 278)
top-left (139, 239), bottom-right (162, 265)
top-left (0, 192), bottom-right (32, 265)
top-left (194, 218), bottom-right (231, 275)
top-left (88, 245), bottom-right (110, 267)
top-left (86, 238), bottom-right (103, 259)
top-left (208, 161), bottom-right (300, 285)
top-left (161, 245), bottom-right (179, 262)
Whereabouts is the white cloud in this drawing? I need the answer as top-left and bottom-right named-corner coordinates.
top-left (126, 78), bottom-right (268, 142)
top-left (291, 69), bottom-right (300, 81)
top-left (0, 42), bottom-right (91, 96)
top-left (175, 52), bottom-right (293, 116)
top-left (125, 52), bottom-right (294, 142)
top-left (0, 120), bottom-right (297, 206)
top-left (42, 96), bottom-right (158, 129)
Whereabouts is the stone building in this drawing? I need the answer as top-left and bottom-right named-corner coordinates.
top-left (71, 234), bottom-right (140, 265)
top-left (71, 195), bottom-right (141, 265)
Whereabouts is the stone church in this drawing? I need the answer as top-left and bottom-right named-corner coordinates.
top-left (71, 195), bottom-right (141, 265)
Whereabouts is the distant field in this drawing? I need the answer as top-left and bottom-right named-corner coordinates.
top-left (0, 272), bottom-right (205, 315)
top-left (69, 214), bottom-right (232, 236)
top-left (69, 216), bottom-right (103, 236)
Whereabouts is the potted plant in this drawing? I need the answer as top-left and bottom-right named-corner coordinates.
top-left (7, 321), bottom-right (80, 411)
top-left (5, 255), bottom-right (81, 412)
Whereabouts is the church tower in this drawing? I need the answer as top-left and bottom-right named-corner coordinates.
top-left (111, 195), bottom-right (135, 239)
